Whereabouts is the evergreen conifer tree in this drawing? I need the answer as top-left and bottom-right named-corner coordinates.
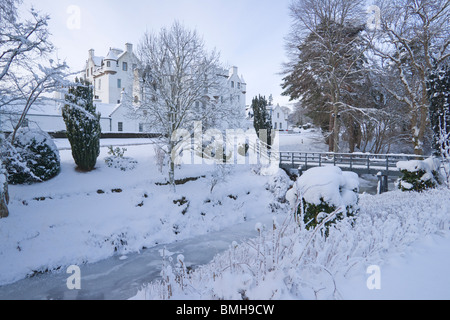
top-left (251, 95), bottom-right (272, 146)
top-left (427, 63), bottom-right (450, 155)
top-left (62, 78), bottom-right (101, 171)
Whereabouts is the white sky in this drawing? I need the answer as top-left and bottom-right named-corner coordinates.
top-left (22, 0), bottom-right (294, 108)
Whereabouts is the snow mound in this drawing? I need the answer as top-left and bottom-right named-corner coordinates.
top-left (14, 128), bottom-right (59, 161)
top-left (396, 157), bottom-right (440, 173)
top-left (396, 157), bottom-right (442, 191)
top-left (287, 166), bottom-right (360, 209)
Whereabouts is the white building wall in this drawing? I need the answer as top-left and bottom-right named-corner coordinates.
top-left (110, 105), bottom-right (140, 133)
top-left (85, 43), bottom-right (138, 105)
top-left (271, 105), bottom-right (289, 131)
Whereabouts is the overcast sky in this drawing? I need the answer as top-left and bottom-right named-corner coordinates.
top-left (22, 0), bottom-right (294, 108)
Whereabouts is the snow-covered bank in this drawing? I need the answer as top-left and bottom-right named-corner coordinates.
top-left (338, 232), bottom-right (450, 300)
top-left (0, 141), bottom-right (290, 287)
top-left (132, 188), bottom-right (450, 300)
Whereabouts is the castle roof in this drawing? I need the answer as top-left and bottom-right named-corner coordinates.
top-left (105, 49), bottom-right (119, 61)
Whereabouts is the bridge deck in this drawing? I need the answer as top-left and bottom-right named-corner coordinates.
top-left (279, 151), bottom-right (424, 177)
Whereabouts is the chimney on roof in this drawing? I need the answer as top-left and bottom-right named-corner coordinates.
top-left (229, 66), bottom-right (238, 77)
top-left (89, 49), bottom-right (94, 59)
top-left (126, 43), bottom-right (133, 53)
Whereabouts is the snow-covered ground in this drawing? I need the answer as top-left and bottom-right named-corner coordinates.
top-left (278, 130), bottom-right (328, 152)
top-left (0, 130), bottom-right (449, 300)
top-left (0, 139), bottom-right (288, 286)
top-left (132, 189), bottom-right (450, 300)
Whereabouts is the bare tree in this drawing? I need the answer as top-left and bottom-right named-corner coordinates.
top-left (0, 0), bottom-right (70, 218)
top-left (1, 0), bottom-right (70, 143)
top-left (372, 0), bottom-right (450, 155)
top-left (282, 0), bottom-right (375, 152)
top-left (136, 22), bottom-right (240, 188)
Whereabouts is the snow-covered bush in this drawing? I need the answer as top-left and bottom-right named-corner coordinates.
top-left (209, 163), bottom-right (231, 193)
top-left (2, 128), bottom-right (60, 185)
top-left (286, 166), bottom-right (359, 234)
top-left (396, 157), bottom-right (442, 192)
top-left (105, 146), bottom-right (138, 171)
top-left (62, 78), bottom-right (101, 172)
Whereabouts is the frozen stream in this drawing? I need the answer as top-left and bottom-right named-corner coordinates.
top-left (0, 215), bottom-right (274, 300)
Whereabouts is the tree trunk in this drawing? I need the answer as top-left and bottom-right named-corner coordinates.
top-left (332, 103), bottom-right (340, 153)
top-left (0, 181), bottom-right (9, 219)
top-left (411, 97), bottom-right (430, 156)
top-left (328, 113), bottom-right (335, 152)
top-left (168, 138), bottom-right (176, 191)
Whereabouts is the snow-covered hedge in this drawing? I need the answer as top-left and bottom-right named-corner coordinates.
top-left (286, 166), bottom-right (360, 233)
top-left (105, 156), bottom-right (138, 171)
top-left (396, 157), bottom-right (442, 192)
top-left (2, 128), bottom-right (60, 185)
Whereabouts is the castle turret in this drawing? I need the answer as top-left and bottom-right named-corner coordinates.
top-left (104, 48), bottom-right (118, 74)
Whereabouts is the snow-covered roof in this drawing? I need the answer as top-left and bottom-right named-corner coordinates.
top-left (91, 56), bottom-right (104, 66)
top-left (1, 99), bottom-right (121, 120)
top-left (270, 104), bottom-right (290, 115)
top-left (0, 100), bottom-right (63, 116)
top-left (105, 50), bottom-right (119, 61)
top-left (117, 51), bottom-right (127, 61)
top-left (94, 103), bottom-right (120, 118)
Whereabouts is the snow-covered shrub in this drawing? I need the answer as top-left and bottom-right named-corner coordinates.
top-left (2, 128), bottom-right (60, 185)
top-left (62, 78), bottom-right (101, 172)
top-left (209, 163), bottom-right (231, 193)
top-left (286, 166), bottom-right (359, 234)
top-left (105, 146), bottom-right (138, 171)
top-left (396, 157), bottom-right (442, 192)
top-left (154, 144), bottom-right (167, 173)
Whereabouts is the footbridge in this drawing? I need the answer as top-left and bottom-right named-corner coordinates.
top-left (279, 151), bottom-right (424, 177)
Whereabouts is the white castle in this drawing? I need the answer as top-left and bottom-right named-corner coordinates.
top-left (82, 43), bottom-right (247, 133)
top-left (0, 43), bottom-right (247, 134)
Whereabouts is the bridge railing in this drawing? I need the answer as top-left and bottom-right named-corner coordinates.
top-left (279, 151), bottom-right (425, 175)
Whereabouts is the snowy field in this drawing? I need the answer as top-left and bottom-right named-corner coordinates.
top-left (0, 131), bottom-right (449, 300)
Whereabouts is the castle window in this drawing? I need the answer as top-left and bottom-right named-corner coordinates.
top-left (117, 79), bottom-right (122, 89)
top-left (238, 82), bottom-right (241, 89)
top-left (231, 81), bottom-right (235, 88)
top-left (118, 122), bottom-right (123, 132)
top-left (123, 62), bottom-right (128, 71)
top-left (107, 61), bottom-right (111, 67)
top-left (139, 123), bottom-right (144, 133)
